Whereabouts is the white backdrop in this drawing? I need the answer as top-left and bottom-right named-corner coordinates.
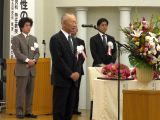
top-left (9, 0), bottom-right (35, 58)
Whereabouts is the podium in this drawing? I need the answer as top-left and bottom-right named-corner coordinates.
top-left (6, 58), bottom-right (53, 115)
top-left (123, 90), bottom-right (160, 120)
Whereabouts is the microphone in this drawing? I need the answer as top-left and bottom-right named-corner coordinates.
top-left (42, 40), bottom-right (46, 58)
top-left (42, 40), bottom-right (46, 45)
top-left (81, 24), bottom-right (94, 28)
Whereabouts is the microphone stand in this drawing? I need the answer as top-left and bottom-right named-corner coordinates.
top-left (85, 25), bottom-right (133, 120)
top-left (42, 40), bottom-right (46, 58)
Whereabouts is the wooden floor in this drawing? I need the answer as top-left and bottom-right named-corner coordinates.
top-left (0, 110), bottom-right (89, 120)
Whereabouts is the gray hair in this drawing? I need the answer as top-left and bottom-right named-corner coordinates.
top-left (61, 13), bottom-right (76, 23)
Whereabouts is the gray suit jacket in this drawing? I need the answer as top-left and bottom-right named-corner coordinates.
top-left (11, 33), bottom-right (40, 77)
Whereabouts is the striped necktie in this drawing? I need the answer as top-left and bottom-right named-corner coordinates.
top-left (68, 35), bottom-right (74, 53)
top-left (102, 34), bottom-right (107, 50)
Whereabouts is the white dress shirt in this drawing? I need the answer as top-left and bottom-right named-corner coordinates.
top-left (22, 32), bottom-right (30, 38)
top-left (99, 32), bottom-right (108, 44)
top-left (61, 29), bottom-right (73, 46)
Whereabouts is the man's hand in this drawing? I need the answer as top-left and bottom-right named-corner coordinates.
top-left (100, 64), bottom-right (105, 67)
top-left (26, 59), bottom-right (35, 68)
top-left (33, 59), bottom-right (37, 63)
top-left (70, 72), bottom-right (80, 81)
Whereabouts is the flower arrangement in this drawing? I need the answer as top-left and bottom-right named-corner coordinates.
top-left (101, 64), bottom-right (130, 79)
top-left (31, 42), bottom-right (39, 57)
top-left (76, 45), bottom-right (86, 60)
top-left (153, 71), bottom-right (160, 79)
top-left (121, 16), bottom-right (160, 71)
top-left (31, 43), bottom-right (39, 52)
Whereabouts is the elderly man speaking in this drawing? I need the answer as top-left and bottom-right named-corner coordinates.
top-left (50, 13), bottom-right (81, 120)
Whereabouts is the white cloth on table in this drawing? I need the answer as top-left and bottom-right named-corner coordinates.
top-left (88, 67), bottom-right (102, 101)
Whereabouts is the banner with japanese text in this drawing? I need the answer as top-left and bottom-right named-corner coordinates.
top-left (10, 0), bottom-right (35, 58)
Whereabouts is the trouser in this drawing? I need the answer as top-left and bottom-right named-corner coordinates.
top-left (53, 84), bottom-right (76, 120)
top-left (73, 76), bottom-right (82, 111)
top-left (16, 73), bottom-right (35, 115)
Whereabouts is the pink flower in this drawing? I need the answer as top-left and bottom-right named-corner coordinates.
top-left (129, 23), bottom-right (133, 29)
top-left (143, 24), bottom-right (149, 30)
top-left (153, 71), bottom-right (160, 79)
top-left (142, 17), bottom-right (147, 25)
top-left (144, 47), bottom-right (148, 52)
top-left (101, 64), bottom-right (131, 79)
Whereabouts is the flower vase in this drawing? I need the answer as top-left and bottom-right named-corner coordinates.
top-left (136, 67), bottom-right (153, 90)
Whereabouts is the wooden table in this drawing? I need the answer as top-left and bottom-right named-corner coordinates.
top-left (123, 90), bottom-right (160, 120)
top-left (6, 58), bottom-right (53, 115)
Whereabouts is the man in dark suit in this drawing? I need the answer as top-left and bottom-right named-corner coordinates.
top-left (90, 18), bottom-right (117, 67)
top-left (49, 13), bottom-right (81, 120)
top-left (11, 17), bottom-right (39, 119)
top-left (71, 28), bottom-right (86, 115)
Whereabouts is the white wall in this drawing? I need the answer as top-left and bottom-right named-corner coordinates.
top-left (131, 7), bottom-right (160, 20)
top-left (34, 0), bottom-right (44, 58)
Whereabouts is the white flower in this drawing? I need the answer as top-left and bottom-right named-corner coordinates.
top-left (152, 56), bottom-right (157, 64)
top-left (157, 44), bottom-right (160, 51)
top-left (149, 41), bottom-right (155, 48)
top-left (34, 43), bottom-right (39, 48)
top-left (150, 49), bottom-right (157, 55)
top-left (31, 46), bottom-right (35, 51)
top-left (149, 33), bottom-right (158, 42)
top-left (77, 45), bottom-right (84, 53)
top-left (108, 41), bottom-right (113, 49)
top-left (143, 53), bottom-right (147, 56)
top-left (145, 36), bottom-right (151, 41)
top-left (31, 42), bottom-right (39, 51)
top-left (76, 45), bottom-right (86, 60)
top-left (148, 51), bottom-right (152, 55)
top-left (154, 38), bottom-right (158, 42)
top-left (149, 32), bottom-right (156, 37)
top-left (158, 55), bottom-right (160, 62)
top-left (153, 50), bottom-right (157, 55)
top-left (131, 29), bottom-right (143, 37)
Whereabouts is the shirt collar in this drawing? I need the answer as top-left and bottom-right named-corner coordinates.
top-left (61, 29), bottom-right (71, 40)
top-left (22, 32), bottom-right (30, 38)
top-left (99, 32), bottom-right (106, 37)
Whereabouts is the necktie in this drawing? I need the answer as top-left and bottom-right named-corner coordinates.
top-left (102, 34), bottom-right (107, 50)
top-left (68, 35), bottom-right (74, 53)
top-left (26, 35), bottom-right (29, 45)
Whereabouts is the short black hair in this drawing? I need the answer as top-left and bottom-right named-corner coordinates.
top-left (97, 18), bottom-right (109, 27)
top-left (18, 17), bottom-right (33, 32)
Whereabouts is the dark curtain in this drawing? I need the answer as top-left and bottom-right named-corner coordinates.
top-left (0, 0), bottom-right (4, 100)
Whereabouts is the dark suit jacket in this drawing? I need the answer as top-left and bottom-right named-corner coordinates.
top-left (74, 37), bottom-right (86, 75)
top-left (11, 33), bottom-right (40, 76)
top-left (90, 33), bottom-right (117, 67)
top-left (49, 31), bottom-right (81, 87)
